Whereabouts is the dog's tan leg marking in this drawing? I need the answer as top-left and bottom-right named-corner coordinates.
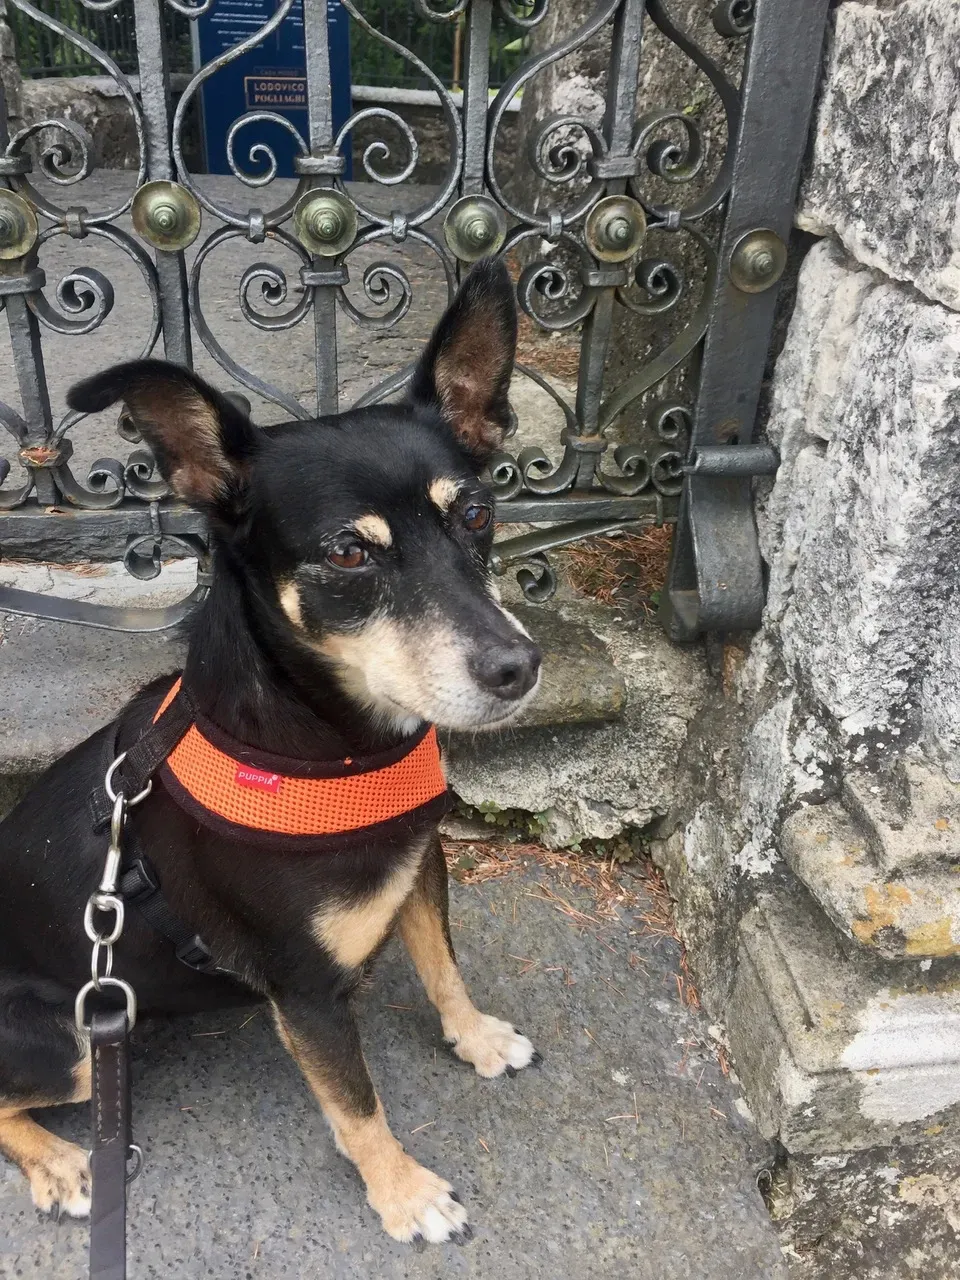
top-left (312, 846), bottom-right (423, 970)
top-left (398, 894), bottom-right (536, 1078)
top-left (0, 1048), bottom-right (93, 1219)
top-left (272, 1008), bottom-right (468, 1243)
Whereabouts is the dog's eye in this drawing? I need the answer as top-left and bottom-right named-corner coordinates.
top-left (328, 542), bottom-right (368, 570)
top-left (463, 503), bottom-right (492, 532)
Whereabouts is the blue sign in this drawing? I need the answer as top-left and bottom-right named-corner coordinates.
top-left (195, 1), bottom-right (352, 181)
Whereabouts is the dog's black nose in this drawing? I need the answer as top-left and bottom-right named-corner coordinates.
top-left (469, 637), bottom-right (541, 700)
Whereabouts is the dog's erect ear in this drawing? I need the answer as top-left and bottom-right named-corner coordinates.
top-left (67, 359), bottom-right (259, 514)
top-left (410, 258), bottom-right (517, 461)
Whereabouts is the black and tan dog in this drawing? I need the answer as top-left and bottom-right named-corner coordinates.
top-left (0, 260), bottom-right (542, 1246)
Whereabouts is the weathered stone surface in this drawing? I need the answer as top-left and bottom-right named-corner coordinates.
top-left (757, 237), bottom-right (960, 763)
top-left (664, 196), bottom-right (960, 1166)
top-left (656, 671), bottom-right (840, 999)
top-left (509, 603), bottom-right (626, 728)
top-left (843, 761), bottom-right (960, 875)
top-left (19, 76), bottom-right (143, 171)
top-left (781, 801), bottom-right (960, 960)
top-left (799, 0), bottom-right (960, 313)
top-left (730, 882), bottom-right (960, 1154)
top-left (0, 9), bottom-right (23, 122)
top-left (628, 0), bottom-right (960, 1174)
top-left (922, 585), bottom-right (960, 783)
top-left (776, 1140), bottom-right (960, 1280)
top-left (653, 799), bottom-right (742, 1016)
top-left (510, 1), bottom-right (609, 230)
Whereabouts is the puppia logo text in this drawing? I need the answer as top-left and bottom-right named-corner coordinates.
top-left (235, 766), bottom-right (282, 794)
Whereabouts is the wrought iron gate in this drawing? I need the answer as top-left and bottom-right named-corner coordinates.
top-left (0, 0), bottom-right (830, 636)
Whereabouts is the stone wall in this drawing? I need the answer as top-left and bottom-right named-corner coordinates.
top-left (668, 0), bottom-right (960, 1156)
top-left (500, 0), bottom-right (960, 1157)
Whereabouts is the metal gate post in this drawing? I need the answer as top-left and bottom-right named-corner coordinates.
top-left (661, 0), bottom-right (833, 641)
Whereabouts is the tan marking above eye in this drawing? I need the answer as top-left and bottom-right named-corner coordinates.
top-left (354, 514), bottom-right (392, 548)
top-left (278, 581), bottom-right (304, 629)
top-left (428, 478), bottom-right (461, 511)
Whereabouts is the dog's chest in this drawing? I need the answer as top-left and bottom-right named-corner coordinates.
top-left (310, 836), bottom-right (428, 969)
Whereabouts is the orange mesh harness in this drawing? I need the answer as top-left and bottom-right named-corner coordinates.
top-left (80, 675), bottom-right (452, 979)
top-left (152, 678), bottom-right (451, 849)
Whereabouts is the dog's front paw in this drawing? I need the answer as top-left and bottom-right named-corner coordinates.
top-left (445, 1013), bottom-right (539, 1079)
top-left (27, 1139), bottom-right (91, 1220)
top-left (368, 1154), bottom-right (470, 1245)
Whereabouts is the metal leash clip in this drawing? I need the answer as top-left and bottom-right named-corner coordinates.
top-left (75, 752), bottom-right (151, 1034)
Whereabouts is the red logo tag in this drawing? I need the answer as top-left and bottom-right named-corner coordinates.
top-left (235, 766), bottom-right (281, 794)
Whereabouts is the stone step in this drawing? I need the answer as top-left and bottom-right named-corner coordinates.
top-left (727, 876), bottom-right (960, 1155)
top-left (781, 799), bottom-right (960, 960)
top-left (507, 603), bottom-right (625, 728)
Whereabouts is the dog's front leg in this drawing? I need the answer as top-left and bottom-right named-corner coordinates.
top-left (398, 836), bottom-right (540, 1078)
top-left (271, 992), bottom-right (469, 1245)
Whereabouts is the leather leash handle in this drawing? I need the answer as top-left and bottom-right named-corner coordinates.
top-left (89, 1008), bottom-right (132, 1280)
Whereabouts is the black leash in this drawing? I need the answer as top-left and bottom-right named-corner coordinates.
top-left (78, 680), bottom-right (196, 1280)
top-left (88, 1009), bottom-right (136, 1280)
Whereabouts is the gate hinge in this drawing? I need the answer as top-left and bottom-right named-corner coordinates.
top-left (684, 444), bottom-right (779, 478)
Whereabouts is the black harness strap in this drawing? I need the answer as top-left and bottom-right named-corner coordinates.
top-left (89, 1008), bottom-right (132, 1280)
top-left (86, 679), bottom-right (234, 979)
top-left (88, 684), bottom-right (196, 833)
top-left (119, 852), bottom-right (221, 974)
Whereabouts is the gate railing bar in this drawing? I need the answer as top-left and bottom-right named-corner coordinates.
top-left (133, 0), bottom-right (191, 366)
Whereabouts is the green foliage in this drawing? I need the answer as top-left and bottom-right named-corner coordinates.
top-left (455, 801), bottom-right (546, 839)
top-left (350, 3), bottom-right (532, 90)
top-left (12, 1), bottom-right (534, 90)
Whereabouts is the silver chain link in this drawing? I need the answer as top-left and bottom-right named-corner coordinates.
top-left (75, 752), bottom-right (151, 1032)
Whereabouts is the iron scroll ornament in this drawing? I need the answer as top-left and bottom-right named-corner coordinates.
top-left (0, 0), bottom-right (830, 630)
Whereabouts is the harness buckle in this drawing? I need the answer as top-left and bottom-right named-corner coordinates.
top-left (120, 857), bottom-right (160, 904)
top-left (175, 935), bottom-right (218, 973)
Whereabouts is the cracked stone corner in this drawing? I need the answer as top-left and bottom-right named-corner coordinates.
top-left (728, 885), bottom-right (960, 1154)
